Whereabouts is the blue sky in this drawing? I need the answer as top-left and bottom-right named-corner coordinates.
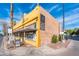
top-left (0, 3), bottom-right (79, 31)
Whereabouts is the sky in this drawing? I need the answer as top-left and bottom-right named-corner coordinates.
top-left (0, 3), bottom-right (79, 31)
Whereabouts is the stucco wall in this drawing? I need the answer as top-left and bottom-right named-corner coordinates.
top-left (40, 6), bottom-right (60, 45)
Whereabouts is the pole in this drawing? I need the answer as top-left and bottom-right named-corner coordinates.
top-left (62, 3), bottom-right (65, 40)
top-left (10, 3), bottom-right (13, 34)
top-left (37, 3), bottom-right (39, 6)
top-left (23, 13), bottom-right (25, 43)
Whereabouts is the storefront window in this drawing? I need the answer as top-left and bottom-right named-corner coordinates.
top-left (25, 32), bottom-right (36, 41)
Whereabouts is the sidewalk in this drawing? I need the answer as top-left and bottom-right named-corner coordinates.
top-left (0, 37), bottom-right (71, 56)
top-left (1, 40), bottom-right (79, 56)
top-left (9, 45), bottom-right (67, 56)
top-left (48, 40), bottom-right (70, 49)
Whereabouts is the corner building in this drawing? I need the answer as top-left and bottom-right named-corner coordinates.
top-left (13, 5), bottom-right (60, 48)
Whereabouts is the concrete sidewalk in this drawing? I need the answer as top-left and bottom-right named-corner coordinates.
top-left (10, 45), bottom-right (67, 56)
top-left (0, 40), bottom-right (79, 56)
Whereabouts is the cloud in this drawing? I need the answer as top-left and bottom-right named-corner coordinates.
top-left (5, 9), bottom-right (10, 16)
top-left (0, 18), bottom-right (11, 30)
top-left (0, 7), bottom-right (24, 26)
top-left (66, 25), bottom-right (79, 30)
top-left (57, 13), bottom-right (79, 23)
top-left (57, 7), bottom-right (62, 12)
top-left (4, 7), bottom-right (27, 25)
top-left (56, 7), bottom-right (79, 29)
top-left (13, 7), bottom-right (23, 21)
top-left (48, 5), bottom-right (58, 12)
top-left (57, 13), bottom-right (79, 25)
top-left (0, 19), bottom-right (7, 24)
top-left (66, 18), bottom-right (79, 26)
top-left (65, 13), bottom-right (79, 22)
top-left (56, 16), bottom-right (63, 23)
top-left (30, 4), bottom-right (36, 9)
top-left (57, 7), bottom-right (79, 23)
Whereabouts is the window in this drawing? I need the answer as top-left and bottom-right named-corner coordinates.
top-left (34, 23), bottom-right (36, 29)
top-left (27, 33), bottom-right (34, 39)
top-left (25, 32), bottom-right (36, 41)
top-left (40, 14), bottom-right (45, 30)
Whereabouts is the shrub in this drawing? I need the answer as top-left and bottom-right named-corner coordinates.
top-left (51, 35), bottom-right (58, 43)
top-left (58, 34), bottom-right (62, 41)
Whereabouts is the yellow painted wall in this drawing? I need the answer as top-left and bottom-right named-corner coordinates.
top-left (13, 5), bottom-right (41, 48)
top-left (13, 6), bottom-right (40, 30)
top-left (24, 40), bottom-right (36, 46)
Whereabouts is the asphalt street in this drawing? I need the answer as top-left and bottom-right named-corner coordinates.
top-left (57, 40), bottom-right (79, 56)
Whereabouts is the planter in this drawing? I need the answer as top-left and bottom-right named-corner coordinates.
top-left (49, 41), bottom-right (63, 49)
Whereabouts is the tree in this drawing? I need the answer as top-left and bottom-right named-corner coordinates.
top-left (65, 28), bottom-right (79, 35)
top-left (75, 29), bottom-right (79, 35)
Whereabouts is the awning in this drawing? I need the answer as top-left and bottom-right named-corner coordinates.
top-left (13, 23), bottom-right (36, 33)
